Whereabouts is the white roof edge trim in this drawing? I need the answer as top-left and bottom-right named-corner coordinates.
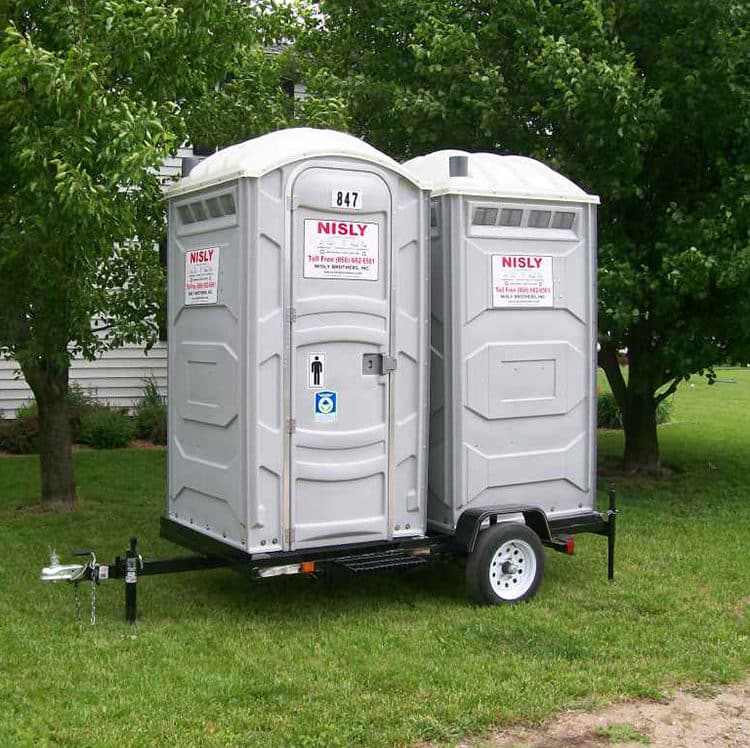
top-left (165, 128), bottom-right (430, 198)
top-left (429, 187), bottom-right (600, 204)
top-left (165, 169), bottom-right (250, 200)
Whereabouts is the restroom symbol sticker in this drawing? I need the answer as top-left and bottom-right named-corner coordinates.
top-left (308, 352), bottom-right (326, 389)
top-left (314, 390), bottom-right (337, 423)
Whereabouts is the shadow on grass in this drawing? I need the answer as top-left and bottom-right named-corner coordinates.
top-left (153, 557), bottom-right (470, 622)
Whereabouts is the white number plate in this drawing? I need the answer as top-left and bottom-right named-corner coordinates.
top-left (331, 189), bottom-right (362, 210)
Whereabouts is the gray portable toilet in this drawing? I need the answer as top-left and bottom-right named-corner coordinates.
top-left (404, 151), bottom-right (599, 533)
top-left (164, 128), bottom-right (430, 554)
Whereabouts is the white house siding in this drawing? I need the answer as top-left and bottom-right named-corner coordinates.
top-left (0, 146), bottom-right (194, 418)
top-left (158, 145), bottom-right (195, 187)
top-left (0, 343), bottom-right (167, 418)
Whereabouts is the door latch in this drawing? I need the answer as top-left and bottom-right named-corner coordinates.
top-left (362, 354), bottom-right (398, 375)
top-left (382, 355), bottom-right (397, 373)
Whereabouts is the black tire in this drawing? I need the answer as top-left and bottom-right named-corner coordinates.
top-left (466, 522), bottom-right (544, 605)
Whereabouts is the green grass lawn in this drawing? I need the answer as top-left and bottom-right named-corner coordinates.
top-left (1, 369), bottom-right (749, 747)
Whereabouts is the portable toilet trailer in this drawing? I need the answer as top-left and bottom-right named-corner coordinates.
top-left (163, 128), bottom-right (430, 556)
top-left (38, 138), bottom-right (617, 619)
top-left (404, 151), bottom-right (607, 603)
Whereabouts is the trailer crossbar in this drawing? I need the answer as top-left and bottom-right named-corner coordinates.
top-left (109, 554), bottom-right (230, 578)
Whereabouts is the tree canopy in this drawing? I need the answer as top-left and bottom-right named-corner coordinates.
top-left (0, 0), bottom-right (289, 503)
top-left (305, 0), bottom-right (750, 471)
top-left (2, 0), bottom-right (748, 501)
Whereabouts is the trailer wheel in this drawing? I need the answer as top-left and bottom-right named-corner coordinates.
top-left (466, 523), bottom-right (544, 605)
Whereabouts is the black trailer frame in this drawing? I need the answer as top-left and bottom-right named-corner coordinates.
top-left (51, 490), bottom-right (616, 624)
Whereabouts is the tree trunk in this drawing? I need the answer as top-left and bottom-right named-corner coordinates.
top-left (20, 357), bottom-right (76, 506)
top-left (622, 390), bottom-right (660, 474)
top-left (599, 341), bottom-right (661, 474)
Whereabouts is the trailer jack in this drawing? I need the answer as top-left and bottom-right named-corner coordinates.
top-left (607, 486), bottom-right (617, 581)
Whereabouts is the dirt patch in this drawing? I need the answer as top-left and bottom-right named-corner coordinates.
top-left (0, 440), bottom-right (165, 457)
top-left (127, 439), bottom-right (166, 450)
top-left (464, 677), bottom-right (750, 747)
top-left (596, 459), bottom-right (678, 480)
top-left (2, 499), bottom-right (78, 516)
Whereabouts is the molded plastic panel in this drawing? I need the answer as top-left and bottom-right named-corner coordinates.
top-left (427, 192), bottom-right (597, 529)
top-left (466, 341), bottom-right (585, 420)
top-left (168, 187), bottom-right (246, 548)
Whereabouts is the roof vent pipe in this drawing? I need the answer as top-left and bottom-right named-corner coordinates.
top-left (182, 157), bottom-right (203, 178)
top-left (449, 155), bottom-right (469, 178)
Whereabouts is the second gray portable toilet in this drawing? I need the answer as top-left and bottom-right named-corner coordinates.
top-left (404, 151), bottom-right (599, 533)
top-left (164, 128), bottom-right (430, 554)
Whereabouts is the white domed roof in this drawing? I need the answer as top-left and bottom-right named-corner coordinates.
top-left (167, 128), bottom-right (427, 197)
top-left (403, 149), bottom-right (599, 204)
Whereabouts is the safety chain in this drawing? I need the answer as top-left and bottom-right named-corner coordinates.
top-left (72, 565), bottom-right (97, 626)
top-left (74, 581), bottom-right (81, 625)
top-left (90, 577), bottom-right (97, 626)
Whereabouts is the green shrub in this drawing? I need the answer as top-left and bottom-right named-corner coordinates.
top-left (133, 376), bottom-right (167, 445)
top-left (15, 399), bottom-right (38, 419)
top-left (133, 400), bottom-right (167, 444)
top-left (656, 396), bottom-right (674, 425)
top-left (67, 384), bottom-right (97, 410)
top-left (67, 384), bottom-right (97, 440)
top-left (597, 392), bottom-right (673, 429)
top-left (79, 406), bottom-right (134, 449)
top-left (12, 385), bottom-right (96, 441)
top-left (597, 392), bottom-right (623, 428)
top-left (0, 415), bottom-right (39, 454)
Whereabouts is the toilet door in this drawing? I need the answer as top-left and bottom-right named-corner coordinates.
top-left (288, 166), bottom-right (393, 550)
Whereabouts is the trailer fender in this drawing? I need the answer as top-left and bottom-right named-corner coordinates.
top-left (453, 505), bottom-right (552, 554)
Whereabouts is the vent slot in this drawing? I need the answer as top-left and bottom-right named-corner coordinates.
top-left (551, 212), bottom-right (575, 230)
top-left (528, 210), bottom-right (552, 228)
top-left (219, 194), bottom-right (236, 215)
top-left (190, 201), bottom-right (208, 221)
top-left (178, 193), bottom-right (237, 226)
top-left (472, 207), bottom-right (498, 226)
top-left (178, 205), bottom-right (196, 224)
top-left (206, 197), bottom-right (224, 218)
top-left (499, 208), bottom-right (523, 227)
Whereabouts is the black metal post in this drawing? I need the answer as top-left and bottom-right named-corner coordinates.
top-left (125, 537), bottom-right (138, 624)
top-left (607, 487), bottom-right (617, 581)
